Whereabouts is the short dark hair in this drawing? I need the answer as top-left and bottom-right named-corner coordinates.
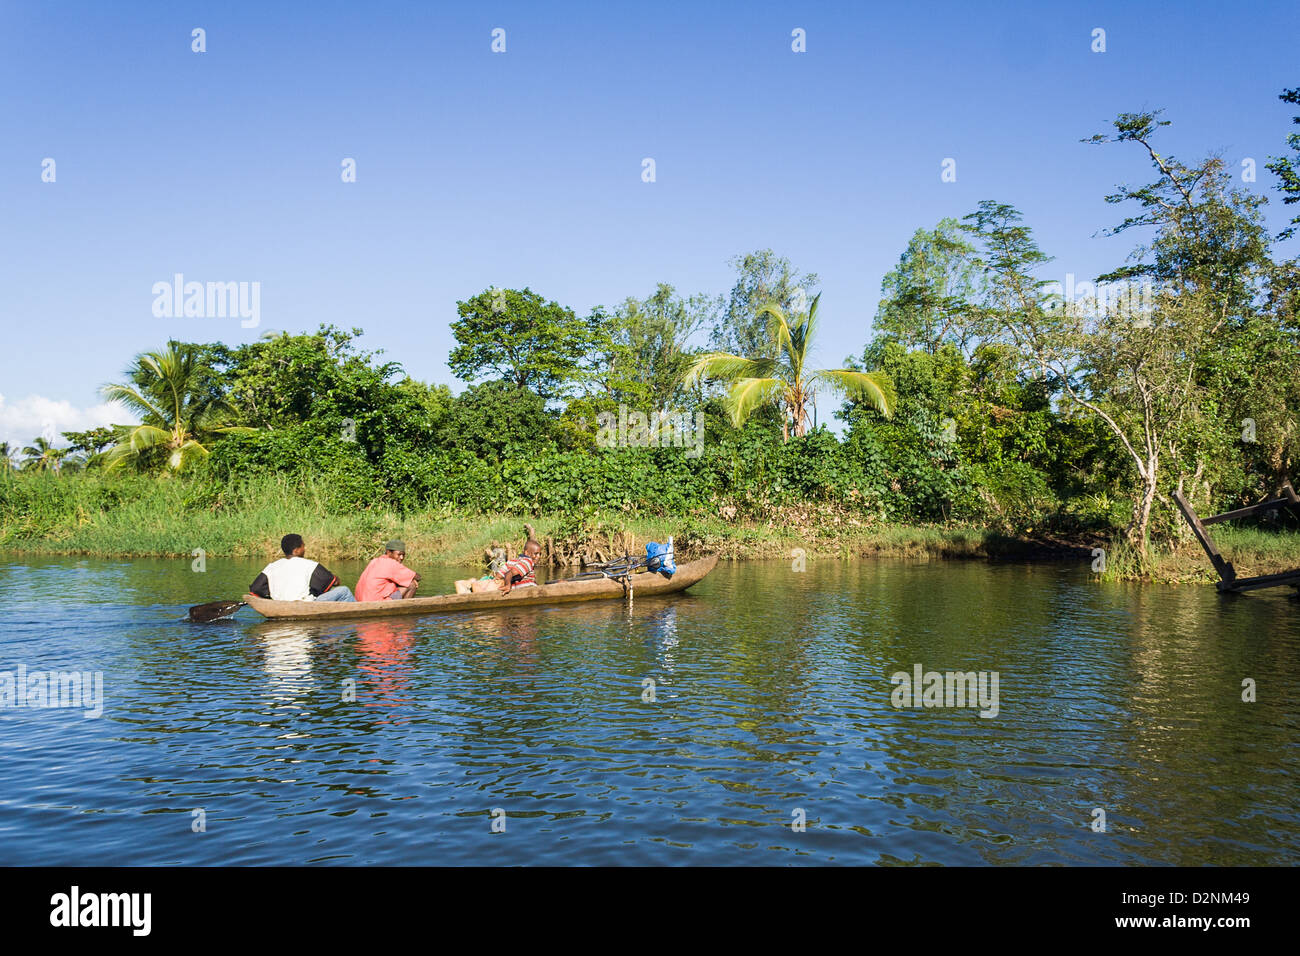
top-left (281, 533), bottom-right (304, 555)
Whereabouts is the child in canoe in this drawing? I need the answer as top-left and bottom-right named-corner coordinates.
top-left (499, 538), bottom-right (541, 594)
top-left (454, 529), bottom-right (541, 594)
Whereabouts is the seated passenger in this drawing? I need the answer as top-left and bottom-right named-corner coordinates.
top-left (250, 534), bottom-right (355, 602)
top-left (356, 540), bottom-right (421, 602)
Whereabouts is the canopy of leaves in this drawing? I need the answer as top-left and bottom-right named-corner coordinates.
top-left (710, 250), bottom-right (819, 360)
top-left (1265, 88), bottom-right (1300, 241)
top-left (449, 288), bottom-right (603, 399)
top-left (596, 283), bottom-right (719, 410)
top-left (436, 381), bottom-right (562, 460)
top-left (227, 326), bottom-right (403, 430)
top-left (61, 427), bottom-right (117, 457)
top-left (875, 219), bottom-right (985, 355)
top-left (101, 341), bottom-right (251, 472)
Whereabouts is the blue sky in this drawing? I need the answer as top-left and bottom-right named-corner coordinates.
top-left (1, 0), bottom-right (1297, 447)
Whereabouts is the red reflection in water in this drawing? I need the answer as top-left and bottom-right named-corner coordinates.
top-left (356, 619), bottom-right (416, 712)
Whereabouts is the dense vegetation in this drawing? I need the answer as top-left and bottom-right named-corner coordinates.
top-left (3, 100), bottom-right (1299, 576)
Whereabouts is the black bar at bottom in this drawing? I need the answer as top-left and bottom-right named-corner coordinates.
top-left (0, 865), bottom-right (1283, 942)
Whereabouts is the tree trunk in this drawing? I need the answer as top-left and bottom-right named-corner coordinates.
top-left (1126, 454), bottom-right (1159, 550)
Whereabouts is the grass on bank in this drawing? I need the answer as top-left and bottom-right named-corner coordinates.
top-left (1105, 525), bottom-right (1300, 586)
top-left (3, 471), bottom-right (1299, 585)
top-left (0, 471), bottom-right (1054, 564)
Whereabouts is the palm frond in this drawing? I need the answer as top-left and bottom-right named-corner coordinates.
top-left (814, 368), bottom-right (895, 417)
top-left (101, 383), bottom-right (165, 423)
top-left (724, 377), bottom-right (788, 427)
top-left (791, 293), bottom-right (822, 377)
top-left (756, 302), bottom-right (796, 365)
top-left (681, 352), bottom-right (777, 387)
top-left (104, 425), bottom-right (171, 471)
top-left (170, 439), bottom-right (211, 471)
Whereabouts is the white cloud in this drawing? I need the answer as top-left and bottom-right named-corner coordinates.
top-left (0, 393), bottom-right (137, 451)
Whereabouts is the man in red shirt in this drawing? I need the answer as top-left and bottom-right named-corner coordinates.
top-left (356, 540), bottom-right (421, 602)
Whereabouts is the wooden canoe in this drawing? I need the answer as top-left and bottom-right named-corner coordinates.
top-left (244, 554), bottom-right (719, 620)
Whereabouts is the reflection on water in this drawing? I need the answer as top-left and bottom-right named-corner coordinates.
top-left (260, 624), bottom-right (314, 700)
top-left (356, 621), bottom-right (416, 712)
top-left (0, 554), bottom-right (1296, 865)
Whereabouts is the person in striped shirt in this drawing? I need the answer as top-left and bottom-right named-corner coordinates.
top-left (499, 538), bottom-right (541, 593)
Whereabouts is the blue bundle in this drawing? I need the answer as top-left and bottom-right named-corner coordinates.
top-left (645, 540), bottom-right (676, 577)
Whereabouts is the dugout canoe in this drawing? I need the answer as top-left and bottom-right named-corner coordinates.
top-left (243, 554), bottom-right (719, 620)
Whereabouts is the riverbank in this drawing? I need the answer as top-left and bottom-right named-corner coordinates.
top-left (4, 489), bottom-right (1298, 588)
top-left (0, 503), bottom-right (1023, 564)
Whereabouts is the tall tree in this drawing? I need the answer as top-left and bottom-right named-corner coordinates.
top-left (450, 287), bottom-right (602, 400)
top-left (61, 427), bottom-right (117, 468)
top-left (226, 325), bottom-right (402, 430)
top-left (710, 250), bottom-right (819, 360)
top-left (964, 112), bottom-right (1273, 551)
top-left (875, 219), bottom-right (984, 355)
top-left (1266, 87), bottom-right (1300, 241)
top-left (102, 342), bottom-right (253, 472)
top-left (61, 427), bottom-right (117, 455)
top-left (598, 283), bottom-right (720, 409)
top-left (685, 293), bottom-right (893, 441)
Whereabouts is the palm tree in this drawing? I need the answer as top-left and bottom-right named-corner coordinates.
top-left (20, 437), bottom-right (65, 473)
top-left (682, 293), bottom-right (894, 440)
top-left (0, 442), bottom-right (14, 471)
top-left (57, 453), bottom-right (87, 474)
top-left (101, 342), bottom-right (253, 472)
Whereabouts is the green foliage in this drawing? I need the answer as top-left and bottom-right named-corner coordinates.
top-left (595, 283), bottom-right (719, 410)
top-left (19, 437), bottom-right (66, 473)
top-left (61, 427), bottom-right (117, 457)
top-left (685, 293), bottom-right (893, 439)
top-left (101, 340), bottom-right (253, 472)
top-left (0, 468), bottom-right (158, 541)
top-left (449, 287), bottom-right (603, 398)
top-left (226, 325), bottom-right (405, 430)
top-left (838, 338), bottom-right (1101, 528)
top-left (12, 91), bottom-right (1300, 564)
top-left (434, 381), bottom-right (561, 459)
top-left (710, 250), bottom-right (819, 359)
top-left (1265, 87), bottom-right (1300, 241)
top-left (875, 218), bottom-right (985, 354)
top-left (205, 427), bottom-right (385, 512)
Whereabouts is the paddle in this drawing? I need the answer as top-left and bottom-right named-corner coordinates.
top-left (189, 600), bottom-right (247, 623)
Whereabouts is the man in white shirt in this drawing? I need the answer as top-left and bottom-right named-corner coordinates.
top-left (248, 534), bottom-right (355, 602)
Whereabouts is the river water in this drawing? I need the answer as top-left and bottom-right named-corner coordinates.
top-left (0, 554), bottom-right (1296, 865)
